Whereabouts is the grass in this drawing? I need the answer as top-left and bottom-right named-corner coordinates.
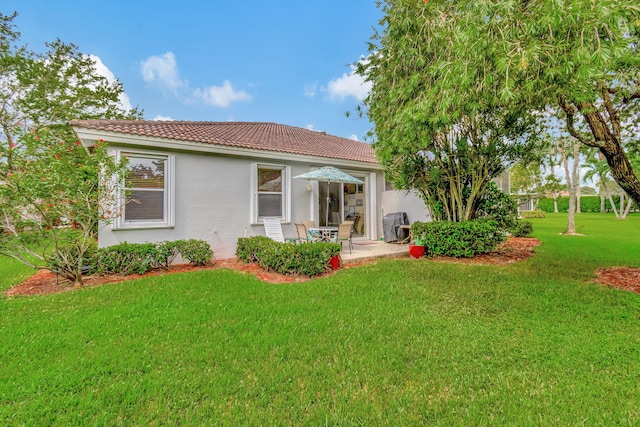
top-left (0, 255), bottom-right (37, 293)
top-left (1, 213), bottom-right (640, 425)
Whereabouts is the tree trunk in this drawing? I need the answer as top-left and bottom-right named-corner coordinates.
top-left (562, 145), bottom-right (577, 234)
top-left (608, 194), bottom-right (620, 218)
top-left (573, 142), bottom-right (581, 214)
top-left (566, 192), bottom-right (576, 233)
top-left (553, 197), bottom-right (558, 213)
top-left (576, 103), bottom-right (640, 205)
top-left (599, 194), bottom-right (605, 213)
top-left (619, 193), bottom-right (625, 216)
top-left (622, 197), bottom-right (633, 219)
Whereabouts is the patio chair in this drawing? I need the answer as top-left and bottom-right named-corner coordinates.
top-left (295, 223), bottom-right (314, 243)
top-left (341, 220), bottom-right (355, 237)
top-left (336, 222), bottom-right (354, 254)
top-left (263, 217), bottom-right (298, 243)
top-left (331, 212), bottom-right (341, 226)
top-left (301, 220), bottom-right (315, 230)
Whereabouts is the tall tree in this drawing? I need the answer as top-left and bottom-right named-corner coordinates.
top-left (0, 12), bottom-right (140, 284)
top-left (361, 1), bottom-right (640, 204)
top-left (359, 3), bottom-right (541, 221)
top-left (558, 136), bottom-right (581, 233)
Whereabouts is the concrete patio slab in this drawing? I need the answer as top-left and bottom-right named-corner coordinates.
top-left (339, 239), bottom-right (409, 264)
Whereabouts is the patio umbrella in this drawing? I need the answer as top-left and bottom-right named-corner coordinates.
top-left (293, 166), bottom-right (364, 226)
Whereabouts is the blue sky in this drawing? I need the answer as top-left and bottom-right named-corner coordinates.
top-left (4, 1), bottom-right (382, 141)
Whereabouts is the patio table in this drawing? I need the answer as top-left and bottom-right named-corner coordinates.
top-left (308, 227), bottom-right (338, 242)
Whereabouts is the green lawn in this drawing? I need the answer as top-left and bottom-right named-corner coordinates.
top-left (1, 213), bottom-right (639, 425)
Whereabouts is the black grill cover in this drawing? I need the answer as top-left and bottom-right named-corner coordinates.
top-left (382, 212), bottom-right (409, 243)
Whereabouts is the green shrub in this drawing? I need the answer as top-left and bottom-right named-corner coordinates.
top-left (96, 239), bottom-right (213, 276)
top-left (475, 182), bottom-right (518, 231)
top-left (510, 220), bottom-right (533, 237)
top-left (257, 241), bottom-right (299, 274)
top-left (235, 236), bottom-right (340, 276)
top-left (411, 219), bottom-right (506, 258)
top-left (296, 242), bottom-right (341, 276)
top-left (520, 210), bottom-right (546, 218)
top-left (236, 236), bottom-right (274, 263)
top-left (96, 242), bottom-right (165, 276)
top-left (170, 239), bottom-right (213, 265)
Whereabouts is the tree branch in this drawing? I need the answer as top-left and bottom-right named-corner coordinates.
top-left (558, 98), bottom-right (602, 147)
top-left (601, 85), bottom-right (621, 137)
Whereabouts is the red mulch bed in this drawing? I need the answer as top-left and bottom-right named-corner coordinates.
top-left (429, 236), bottom-right (542, 266)
top-left (4, 237), bottom-right (638, 296)
top-left (595, 267), bottom-right (640, 295)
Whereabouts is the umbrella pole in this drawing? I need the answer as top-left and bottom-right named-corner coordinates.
top-left (326, 181), bottom-right (330, 227)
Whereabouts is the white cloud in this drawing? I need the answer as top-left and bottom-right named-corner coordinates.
top-left (152, 115), bottom-right (174, 121)
top-left (140, 52), bottom-right (251, 108)
top-left (348, 134), bottom-right (359, 141)
top-left (327, 64), bottom-right (371, 102)
top-left (140, 52), bottom-right (185, 93)
top-left (193, 80), bottom-right (251, 108)
top-left (304, 82), bottom-right (318, 98)
top-left (89, 54), bottom-right (133, 112)
top-left (306, 124), bottom-right (315, 131)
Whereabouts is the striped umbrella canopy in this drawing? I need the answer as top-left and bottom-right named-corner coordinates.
top-left (294, 167), bottom-right (363, 226)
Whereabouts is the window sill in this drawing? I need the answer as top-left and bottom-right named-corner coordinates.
top-left (113, 223), bottom-right (174, 231)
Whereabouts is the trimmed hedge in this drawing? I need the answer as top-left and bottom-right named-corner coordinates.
top-left (537, 196), bottom-right (638, 213)
top-left (95, 239), bottom-right (213, 276)
top-left (510, 220), bottom-right (533, 237)
top-left (166, 239), bottom-right (214, 266)
top-left (520, 210), bottom-right (546, 218)
top-left (411, 219), bottom-right (506, 258)
top-left (236, 237), bottom-right (341, 276)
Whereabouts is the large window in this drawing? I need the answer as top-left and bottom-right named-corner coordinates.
top-left (115, 151), bottom-right (174, 229)
top-left (252, 163), bottom-right (290, 223)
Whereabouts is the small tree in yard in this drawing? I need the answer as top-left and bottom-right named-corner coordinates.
top-left (0, 135), bottom-right (126, 284)
top-left (0, 12), bottom-right (140, 285)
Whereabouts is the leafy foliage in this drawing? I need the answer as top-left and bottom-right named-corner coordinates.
top-left (411, 220), bottom-right (506, 258)
top-left (94, 239), bottom-right (214, 276)
top-left (361, 1), bottom-right (640, 204)
top-left (359, 2), bottom-right (543, 222)
top-left (236, 236), bottom-right (274, 264)
top-left (510, 221), bottom-right (534, 238)
top-left (95, 242), bottom-right (169, 276)
top-left (236, 237), bottom-right (341, 276)
top-left (520, 210), bottom-right (546, 219)
top-left (0, 12), bottom-right (141, 284)
top-left (165, 239), bottom-right (213, 266)
top-left (474, 182), bottom-right (518, 232)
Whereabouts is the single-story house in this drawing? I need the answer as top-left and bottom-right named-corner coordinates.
top-left (71, 120), bottom-right (430, 259)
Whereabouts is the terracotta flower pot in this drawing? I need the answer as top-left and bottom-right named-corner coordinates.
top-left (408, 244), bottom-right (425, 259)
top-left (330, 255), bottom-right (341, 270)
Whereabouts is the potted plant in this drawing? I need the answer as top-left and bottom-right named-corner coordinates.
top-left (329, 254), bottom-right (341, 270)
top-left (408, 236), bottom-right (426, 258)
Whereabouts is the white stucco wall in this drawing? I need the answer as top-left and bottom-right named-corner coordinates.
top-left (380, 189), bottom-right (431, 226)
top-left (100, 146), bottom-right (385, 259)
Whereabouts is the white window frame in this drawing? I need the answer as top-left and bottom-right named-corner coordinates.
top-left (250, 163), bottom-right (291, 224)
top-left (113, 150), bottom-right (175, 230)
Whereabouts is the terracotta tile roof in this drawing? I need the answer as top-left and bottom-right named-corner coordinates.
top-left (70, 120), bottom-right (378, 164)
